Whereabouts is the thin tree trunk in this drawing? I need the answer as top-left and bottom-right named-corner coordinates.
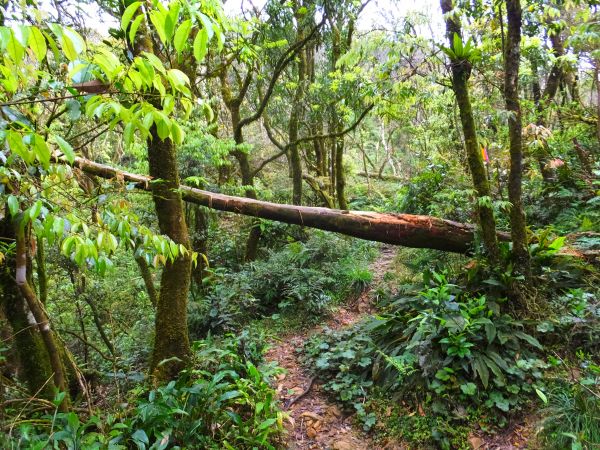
top-left (441, 0), bottom-right (500, 263)
top-left (135, 256), bottom-right (158, 308)
top-left (35, 240), bottom-right (48, 305)
top-left (504, 0), bottom-right (529, 270)
top-left (14, 226), bottom-right (69, 410)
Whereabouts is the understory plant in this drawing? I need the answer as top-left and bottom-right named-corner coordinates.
top-left (1, 334), bottom-right (284, 449)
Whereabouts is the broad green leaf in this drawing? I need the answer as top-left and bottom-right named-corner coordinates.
top-left (166, 68), bottom-right (189, 90)
top-left (60, 33), bottom-right (78, 61)
top-left (193, 27), bottom-right (208, 62)
top-left (7, 34), bottom-right (25, 62)
top-left (164, 1), bottom-right (180, 41)
top-left (28, 26), bottom-right (47, 61)
top-left (53, 135), bottom-right (76, 163)
top-left (121, 1), bottom-right (142, 31)
top-left (149, 10), bottom-right (167, 44)
top-left (197, 12), bottom-right (214, 40)
top-left (170, 121), bottom-right (185, 144)
top-left (63, 27), bottom-right (86, 56)
top-left (514, 331), bottom-right (542, 349)
top-left (7, 195), bottom-right (19, 216)
top-left (0, 27), bottom-right (11, 51)
top-left (34, 136), bottom-right (51, 168)
top-left (29, 200), bottom-right (43, 221)
top-left (141, 51), bottom-right (166, 74)
top-left (173, 19), bottom-right (192, 54)
top-left (129, 14), bottom-right (144, 45)
top-left (12, 25), bottom-right (30, 47)
top-left (7, 131), bottom-right (32, 163)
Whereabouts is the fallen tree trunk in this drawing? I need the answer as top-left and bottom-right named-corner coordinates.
top-left (66, 156), bottom-right (509, 253)
top-left (356, 172), bottom-right (404, 182)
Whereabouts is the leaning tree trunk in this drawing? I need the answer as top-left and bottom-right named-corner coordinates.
top-left (504, 0), bottom-right (529, 270)
top-left (441, 0), bottom-right (500, 264)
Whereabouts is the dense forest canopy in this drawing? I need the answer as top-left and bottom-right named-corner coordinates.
top-left (0, 0), bottom-right (598, 448)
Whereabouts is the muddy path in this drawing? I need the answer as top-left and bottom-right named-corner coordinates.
top-left (266, 245), bottom-right (398, 450)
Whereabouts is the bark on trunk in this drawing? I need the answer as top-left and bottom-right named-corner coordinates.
top-left (289, 2), bottom-right (307, 205)
top-left (65, 155), bottom-right (512, 254)
top-left (147, 129), bottom-right (192, 381)
top-left (504, 0), bottom-right (529, 269)
top-left (14, 226), bottom-right (69, 410)
top-left (135, 256), bottom-right (158, 308)
top-left (441, 0), bottom-right (500, 263)
top-left (356, 172), bottom-right (403, 182)
top-left (0, 219), bottom-right (56, 402)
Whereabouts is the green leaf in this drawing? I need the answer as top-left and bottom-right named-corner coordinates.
top-left (472, 356), bottom-right (489, 389)
top-left (535, 388), bottom-right (548, 404)
top-left (7, 34), bottom-right (24, 62)
top-left (121, 1), bottom-right (142, 31)
top-left (149, 10), bottom-right (168, 44)
top-left (258, 418), bottom-right (277, 430)
top-left (53, 135), bottom-right (76, 163)
top-left (484, 322), bottom-right (496, 344)
top-left (28, 26), bottom-right (47, 61)
top-left (123, 122), bottom-right (135, 148)
top-left (164, 1), bottom-right (180, 41)
top-left (29, 200), bottom-right (42, 221)
top-left (153, 112), bottom-right (171, 139)
top-left (131, 429), bottom-right (149, 445)
top-left (193, 27), bottom-right (209, 62)
top-left (514, 331), bottom-right (542, 350)
top-left (173, 19), bottom-right (192, 54)
top-left (166, 68), bottom-right (189, 91)
top-left (197, 12), bottom-right (214, 40)
top-left (33, 135), bottom-right (51, 168)
top-left (460, 382), bottom-right (476, 395)
top-left (7, 195), bottom-right (19, 216)
top-left (129, 14), bottom-right (144, 45)
top-left (60, 33), bottom-right (77, 61)
top-left (7, 131), bottom-right (32, 163)
top-left (218, 390), bottom-right (241, 402)
top-left (170, 121), bottom-right (185, 144)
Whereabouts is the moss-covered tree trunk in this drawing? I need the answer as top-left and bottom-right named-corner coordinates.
top-left (441, 0), bottom-right (499, 263)
top-left (289, 4), bottom-right (307, 206)
top-left (131, 15), bottom-right (192, 381)
top-left (147, 130), bottom-right (192, 381)
top-left (0, 217), bottom-right (56, 401)
top-left (220, 73), bottom-right (262, 261)
top-left (504, 0), bottom-right (529, 270)
top-left (8, 221), bottom-right (70, 410)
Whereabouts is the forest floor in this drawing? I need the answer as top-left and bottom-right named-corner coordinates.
top-left (265, 245), bottom-right (400, 450)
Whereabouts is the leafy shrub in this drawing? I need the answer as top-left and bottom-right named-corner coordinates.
top-left (1, 334), bottom-right (284, 449)
top-left (189, 231), bottom-right (375, 336)
top-left (369, 271), bottom-right (548, 414)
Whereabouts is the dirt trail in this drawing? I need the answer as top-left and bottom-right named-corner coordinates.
top-left (266, 246), bottom-right (398, 450)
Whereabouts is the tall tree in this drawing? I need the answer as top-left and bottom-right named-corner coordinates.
top-left (440, 0), bottom-right (500, 263)
top-left (504, 0), bottom-right (529, 270)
